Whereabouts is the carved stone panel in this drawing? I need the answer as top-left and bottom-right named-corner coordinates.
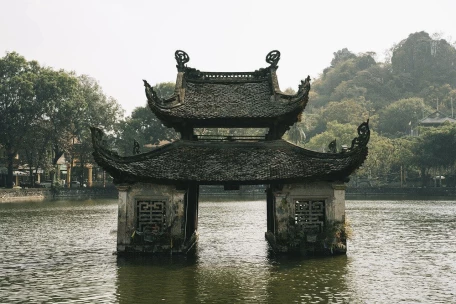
top-left (294, 199), bottom-right (325, 233)
top-left (136, 199), bottom-right (167, 235)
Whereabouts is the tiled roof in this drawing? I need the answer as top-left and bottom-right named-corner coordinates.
top-left (144, 51), bottom-right (310, 126)
top-left (91, 127), bottom-right (369, 185)
top-left (419, 111), bottom-right (456, 124)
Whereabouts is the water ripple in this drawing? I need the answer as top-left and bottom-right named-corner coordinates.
top-left (1, 198), bottom-right (455, 303)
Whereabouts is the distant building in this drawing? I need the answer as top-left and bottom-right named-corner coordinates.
top-left (411, 111), bottom-right (456, 136)
top-left (419, 110), bottom-right (456, 126)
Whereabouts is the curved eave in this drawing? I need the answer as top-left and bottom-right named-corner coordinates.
top-left (91, 127), bottom-right (369, 185)
top-left (144, 86), bottom-right (310, 125)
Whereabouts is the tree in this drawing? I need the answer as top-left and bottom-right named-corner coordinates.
top-left (356, 133), bottom-right (395, 182)
top-left (284, 122), bottom-right (306, 145)
top-left (322, 98), bottom-right (370, 124)
top-left (330, 48), bottom-right (356, 68)
top-left (412, 123), bottom-right (456, 186)
top-left (391, 31), bottom-right (456, 92)
top-left (306, 121), bottom-right (358, 152)
top-left (34, 68), bottom-right (82, 182)
top-left (67, 75), bottom-right (124, 185)
top-left (378, 97), bottom-right (432, 137)
top-left (18, 122), bottom-right (53, 186)
top-left (307, 98), bottom-right (370, 139)
top-left (0, 52), bottom-right (43, 188)
top-left (114, 82), bottom-right (178, 156)
top-left (314, 53), bottom-right (377, 106)
top-left (419, 84), bottom-right (456, 114)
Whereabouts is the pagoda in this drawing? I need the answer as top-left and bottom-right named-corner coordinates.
top-left (91, 50), bottom-right (369, 255)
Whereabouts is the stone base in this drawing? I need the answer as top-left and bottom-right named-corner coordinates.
top-left (265, 231), bottom-right (346, 256)
top-left (117, 231), bottom-right (198, 256)
top-left (265, 181), bottom-right (348, 256)
top-left (116, 183), bottom-right (198, 256)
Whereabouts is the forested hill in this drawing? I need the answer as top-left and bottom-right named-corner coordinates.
top-left (296, 31), bottom-right (456, 186)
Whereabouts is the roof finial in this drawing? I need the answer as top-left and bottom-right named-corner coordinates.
top-left (175, 50), bottom-right (190, 72)
top-left (266, 50), bottom-right (281, 67)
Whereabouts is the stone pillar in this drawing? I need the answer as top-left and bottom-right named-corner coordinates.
top-left (66, 164), bottom-right (71, 187)
top-left (332, 183), bottom-right (346, 222)
top-left (184, 183), bottom-right (199, 242)
top-left (265, 181), bottom-right (347, 255)
top-left (15, 175), bottom-right (19, 187)
top-left (86, 165), bottom-right (93, 187)
top-left (116, 183), bottom-right (193, 255)
top-left (266, 186), bottom-right (274, 233)
top-left (116, 184), bottom-right (130, 252)
top-left (37, 173), bottom-right (41, 184)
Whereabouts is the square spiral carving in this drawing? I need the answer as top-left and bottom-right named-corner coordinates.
top-left (136, 200), bottom-right (166, 234)
top-left (294, 200), bottom-right (325, 233)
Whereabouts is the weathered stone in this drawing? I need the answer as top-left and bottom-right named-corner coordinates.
top-left (116, 183), bottom-right (196, 255)
top-left (266, 182), bottom-right (348, 255)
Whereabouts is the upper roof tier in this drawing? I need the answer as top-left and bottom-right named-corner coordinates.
top-left (144, 50), bottom-right (311, 132)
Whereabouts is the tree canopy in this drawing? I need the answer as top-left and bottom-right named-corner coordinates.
top-left (0, 52), bottom-right (123, 187)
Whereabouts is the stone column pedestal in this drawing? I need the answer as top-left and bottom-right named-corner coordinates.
top-left (86, 165), bottom-right (93, 187)
top-left (265, 182), bottom-right (347, 255)
top-left (116, 183), bottom-right (197, 255)
top-left (66, 164), bottom-right (71, 187)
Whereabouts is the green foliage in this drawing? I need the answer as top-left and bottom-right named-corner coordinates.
top-left (378, 98), bottom-right (431, 137)
top-left (418, 84), bottom-right (456, 114)
top-left (308, 31), bottom-right (456, 185)
top-left (330, 48), bottom-right (356, 68)
top-left (3, 30), bottom-right (456, 188)
top-left (153, 82), bottom-right (175, 99)
top-left (412, 124), bottom-right (456, 170)
top-left (322, 98), bottom-right (370, 124)
top-left (67, 75), bottom-right (124, 183)
top-left (356, 132), bottom-right (395, 180)
top-left (314, 52), bottom-right (377, 104)
top-left (113, 82), bottom-right (178, 156)
top-left (306, 121), bottom-right (358, 152)
top-left (284, 123), bottom-right (306, 145)
top-left (0, 51), bottom-right (124, 187)
top-left (0, 52), bottom-right (44, 187)
top-left (306, 99), bottom-right (369, 140)
top-left (391, 32), bottom-right (456, 92)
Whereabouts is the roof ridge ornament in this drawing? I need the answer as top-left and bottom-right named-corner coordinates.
top-left (175, 50), bottom-right (190, 72)
top-left (348, 120), bottom-right (370, 151)
top-left (143, 80), bottom-right (159, 101)
top-left (266, 50), bottom-right (281, 67)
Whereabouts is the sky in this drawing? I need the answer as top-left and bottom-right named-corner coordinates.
top-left (1, 0), bottom-right (456, 116)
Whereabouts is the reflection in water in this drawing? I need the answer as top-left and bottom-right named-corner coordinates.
top-left (116, 200), bottom-right (350, 303)
top-left (1, 199), bottom-right (455, 303)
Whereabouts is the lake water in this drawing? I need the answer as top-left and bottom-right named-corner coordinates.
top-left (0, 198), bottom-right (455, 303)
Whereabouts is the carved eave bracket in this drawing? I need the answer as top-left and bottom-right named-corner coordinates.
top-left (143, 80), bottom-right (162, 104)
top-left (297, 76), bottom-right (311, 97)
top-left (143, 80), bottom-right (180, 111)
top-left (347, 119), bottom-right (370, 151)
top-left (90, 126), bottom-right (121, 159)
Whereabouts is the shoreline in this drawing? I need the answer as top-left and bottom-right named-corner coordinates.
top-left (2, 187), bottom-right (456, 203)
top-left (0, 187), bottom-right (118, 203)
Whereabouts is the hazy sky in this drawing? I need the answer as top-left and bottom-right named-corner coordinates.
top-left (1, 0), bottom-right (456, 115)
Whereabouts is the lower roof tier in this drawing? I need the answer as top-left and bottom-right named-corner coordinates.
top-left (91, 122), bottom-right (369, 185)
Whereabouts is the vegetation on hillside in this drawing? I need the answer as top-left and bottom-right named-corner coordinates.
top-left (302, 31), bottom-right (456, 186)
top-left (2, 31), bottom-right (456, 188)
